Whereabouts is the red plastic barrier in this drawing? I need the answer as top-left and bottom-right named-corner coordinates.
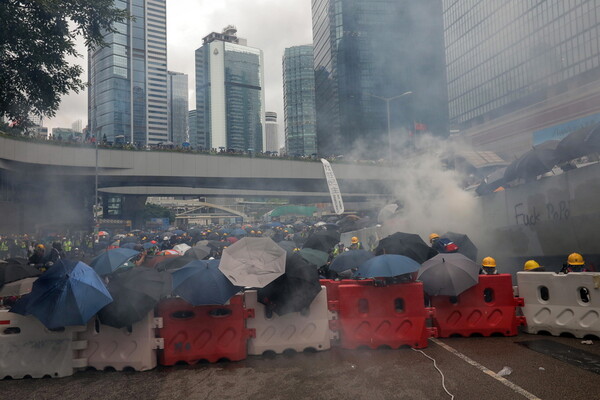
top-left (430, 274), bottom-right (526, 338)
top-left (328, 281), bottom-right (436, 349)
top-left (156, 295), bottom-right (255, 365)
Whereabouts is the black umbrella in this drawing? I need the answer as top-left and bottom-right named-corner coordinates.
top-left (277, 240), bottom-right (298, 253)
top-left (504, 141), bottom-right (560, 182)
top-left (374, 232), bottom-right (437, 264)
top-left (303, 230), bottom-right (340, 253)
top-left (3, 257), bottom-right (29, 265)
top-left (417, 253), bottom-right (480, 296)
top-left (156, 255), bottom-right (196, 271)
top-left (292, 232), bottom-right (309, 246)
top-left (257, 253), bottom-right (321, 316)
top-left (555, 123), bottom-right (600, 163)
top-left (442, 232), bottom-right (478, 262)
top-left (0, 263), bottom-right (41, 286)
top-left (98, 267), bottom-right (172, 328)
top-left (184, 245), bottom-right (211, 260)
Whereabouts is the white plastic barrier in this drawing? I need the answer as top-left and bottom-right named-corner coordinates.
top-left (0, 310), bottom-right (87, 379)
top-left (78, 313), bottom-right (164, 371)
top-left (517, 271), bottom-right (600, 338)
top-left (245, 286), bottom-right (333, 355)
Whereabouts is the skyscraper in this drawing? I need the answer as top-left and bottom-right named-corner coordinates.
top-left (195, 26), bottom-right (265, 152)
top-left (283, 45), bottom-right (317, 156)
top-left (188, 109), bottom-right (198, 148)
top-left (167, 71), bottom-right (189, 145)
top-left (444, 1), bottom-right (600, 158)
top-left (265, 112), bottom-right (279, 153)
top-left (311, 0), bottom-right (448, 156)
top-left (88, 0), bottom-right (168, 145)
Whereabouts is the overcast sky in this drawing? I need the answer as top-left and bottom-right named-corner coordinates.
top-left (47, 0), bottom-right (314, 145)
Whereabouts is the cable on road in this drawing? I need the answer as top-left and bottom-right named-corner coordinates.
top-left (412, 348), bottom-right (455, 400)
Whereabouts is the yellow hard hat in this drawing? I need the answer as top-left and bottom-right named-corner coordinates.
top-left (257, 231), bottom-right (262, 234)
top-left (250, 230), bottom-right (255, 234)
top-left (567, 252), bottom-right (584, 266)
top-left (524, 260), bottom-right (540, 271)
top-left (36, 244), bottom-right (45, 250)
top-left (482, 256), bottom-right (496, 268)
top-left (429, 233), bottom-right (440, 241)
top-left (351, 236), bottom-right (359, 244)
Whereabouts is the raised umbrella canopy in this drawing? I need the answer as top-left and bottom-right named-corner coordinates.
top-left (219, 237), bottom-right (287, 288)
top-left (257, 253), bottom-right (321, 316)
top-left (417, 253), bottom-right (480, 296)
top-left (156, 245), bottom-right (211, 272)
top-left (503, 141), bottom-right (560, 182)
top-left (277, 240), bottom-right (298, 253)
top-left (0, 263), bottom-right (41, 286)
top-left (329, 249), bottom-right (374, 273)
top-left (98, 267), bottom-right (172, 328)
top-left (354, 254), bottom-right (420, 279)
top-left (11, 260), bottom-right (112, 329)
top-left (171, 260), bottom-right (241, 306)
top-left (298, 248), bottom-right (329, 268)
top-left (442, 232), bottom-right (478, 262)
top-left (555, 123), bottom-right (600, 163)
top-left (375, 232), bottom-right (437, 264)
top-left (303, 230), bottom-right (341, 253)
top-left (89, 248), bottom-right (140, 276)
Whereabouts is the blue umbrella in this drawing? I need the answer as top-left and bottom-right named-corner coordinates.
top-left (171, 260), bottom-right (241, 305)
top-left (10, 260), bottom-right (112, 329)
top-left (330, 250), bottom-right (374, 272)
top-left (89, 248), bottom-right (140, 276)
top-left (172, 230), bottom-right (185, 235)
top-left (120, 242), bottom-right (138, 249)
top-left (219, 228), bottom-right (233, 235)
top-left (354, 254), bottom-right (420, 278)
top-left (143, 242), bottom-right (158, 250)
top-left (267, 222), bottom-right (284, 228)
top-left (232, 228), bottom-right (247, 237)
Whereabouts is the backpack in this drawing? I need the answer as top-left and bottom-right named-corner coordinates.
top-left (437, 238), bottom-right (458, 253)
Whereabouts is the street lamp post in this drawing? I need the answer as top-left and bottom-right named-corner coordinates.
top-left (365, 91), bottom-right (412, 161)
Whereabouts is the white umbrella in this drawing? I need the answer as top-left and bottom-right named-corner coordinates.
top-left (172, 243), bottom-right (191, 255)
top-left (219, 237), bottom-right (286, 288)
top-left (0, 277), bottom-right (38, 297)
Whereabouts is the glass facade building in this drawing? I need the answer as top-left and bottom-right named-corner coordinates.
top-left (283, 45), bottom-right (317, 156)
top-left (167, 71), bottom-right (189, 145)
top-left (88, 0), bottom-right (168, 145)
top-left (188, 109), bottom-right (198, 148)
top-left (444, 0), bottom-right (600, 128)
top-left (311, 0), bottom-right (448, 156)
top-left (265, 112), bottom-right (279, 153)
top-left (195, 27), bottom-right (265, 152)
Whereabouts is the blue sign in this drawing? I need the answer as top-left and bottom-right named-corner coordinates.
top-left (150, 218), bottom-right (170, 230)
top-left (533, 113), bottom-right (600, 145)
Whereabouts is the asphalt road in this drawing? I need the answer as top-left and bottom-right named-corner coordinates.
top-left (3, 333), bottom-right (599, 400)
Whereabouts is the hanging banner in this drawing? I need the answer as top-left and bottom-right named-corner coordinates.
top-left (320, 158), bottom-right (345, 215)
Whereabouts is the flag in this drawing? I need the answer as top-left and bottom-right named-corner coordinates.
top-left (414, 122), bottom-right (427, 131)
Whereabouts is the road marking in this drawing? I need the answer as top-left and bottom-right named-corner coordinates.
top-left (431, 338), bottom-right (542, 400)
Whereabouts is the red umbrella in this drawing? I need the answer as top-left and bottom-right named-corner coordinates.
top-left (227, 236), bottom-right (238, 244)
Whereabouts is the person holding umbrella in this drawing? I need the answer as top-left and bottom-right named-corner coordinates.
top-left (429, 233), bottom-right (458, 254)
top-left (349, 236), bottom-right (363, 250)
top-left (480, 256), bottom-right (498, 275)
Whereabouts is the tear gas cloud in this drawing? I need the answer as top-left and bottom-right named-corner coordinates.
top-left (344, 132), bottom-right (485, 254)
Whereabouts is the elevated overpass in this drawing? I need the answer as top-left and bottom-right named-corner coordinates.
top-left (0, 135), bottom-right (397, 200)
top-left (0, 135), bottom-right (400, 232)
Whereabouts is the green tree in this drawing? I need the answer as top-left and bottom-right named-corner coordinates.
top-left (141, 203), bottom-right (175, 224)
top-left (0, 0), bottom-right (128, 126)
